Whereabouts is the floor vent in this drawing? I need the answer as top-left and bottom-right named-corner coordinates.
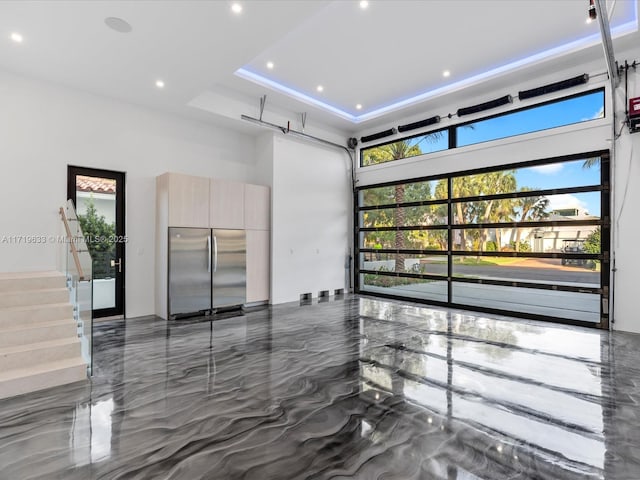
top-left (300, 293), bottom-right (312, 306)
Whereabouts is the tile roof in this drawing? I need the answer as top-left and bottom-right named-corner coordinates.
top-left (76, 175), bottom-right (116, 194)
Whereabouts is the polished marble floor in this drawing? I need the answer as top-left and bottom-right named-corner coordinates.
top-left (1, 295), bottom-right (640, 479)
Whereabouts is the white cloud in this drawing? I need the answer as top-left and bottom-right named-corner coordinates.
top-left (547, 194), bottom-right (588, 212)
top-left (581, 106), bottom-right (605, 122)
top-left (530, 163), bottom-right (563, 174)
top-left (591, 106), bottom-right (605, 120)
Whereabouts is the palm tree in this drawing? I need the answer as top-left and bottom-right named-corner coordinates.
top-left (582, 157), bottom-right (600, 169)
top-left (387, 142), bottom-right (421, 272)
top-left (514, 187), bottom-right (549, 251)
top-left (477, 171), bottom-right (516, 251)
top-left (365, 133), bottom-right (443, 272)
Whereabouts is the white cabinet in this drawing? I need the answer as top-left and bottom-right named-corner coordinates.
top-left (210, 178), bottom-right (245, 229)
top-left (165, 173), bottom-right (210, 227)
top-left (156, 173), bottom-right (271, 318)
top-left (245, 184), bottom-right (270, 230)
top-left (246, 229), bottom-right (270, 303)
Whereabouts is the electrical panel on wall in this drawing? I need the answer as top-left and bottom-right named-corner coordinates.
top-left (629, 97), bottom-right (640, 133)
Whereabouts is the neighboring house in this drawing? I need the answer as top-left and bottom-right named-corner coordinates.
top-left (498, 207), bottom-right (599, 253)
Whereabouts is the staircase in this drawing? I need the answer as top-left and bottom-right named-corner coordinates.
top-left (0, 271), bottom-right (87, 400)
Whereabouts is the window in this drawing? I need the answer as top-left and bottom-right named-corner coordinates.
top-left (456, 90), bottom-right (605, 148)
top-left (359, 89), bottom-right (605, 167)
top-left (355, 152), bottom-right (609, 327)
top-left (361, 130), bottom-right (448, 166)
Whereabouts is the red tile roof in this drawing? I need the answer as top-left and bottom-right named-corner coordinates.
top-left (76, 175), bottom-right (116, 194)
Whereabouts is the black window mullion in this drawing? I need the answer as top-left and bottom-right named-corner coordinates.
top-left (600, 153), bottom-right (611, 329)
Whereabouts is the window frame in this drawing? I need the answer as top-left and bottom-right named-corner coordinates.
top-left (359, 88), bottom-right (606, 167)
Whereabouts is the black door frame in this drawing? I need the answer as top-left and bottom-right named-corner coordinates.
top-left (67, 166), bottom-right (126, 318)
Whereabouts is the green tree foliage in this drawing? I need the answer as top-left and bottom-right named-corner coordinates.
top-left (513, 187), bottom-right (549, 251)
top-left (360, 157), bottom-right (565, 261)
top-left (584, 226), bottom-right (601, 254)
top-left (77, 198), bottom-right (115, 254)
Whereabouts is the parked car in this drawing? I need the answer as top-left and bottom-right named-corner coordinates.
top-left (561, 239), bottom-right (586, 266)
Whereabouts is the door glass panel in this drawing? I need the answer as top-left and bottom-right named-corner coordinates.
top-left (359, 179), bottom-right (446, 207)
top-left (451, 282), bottom-right (600, 323)
top-left (360, 274), bottom-right (448, 302)
top-left (452, 158), bottom-right (601, 199)
top-left (360, 253), bottom-right (447, 276)
top-left (362, 230), bottom-right (448, 250)
top-left (361, 204), bottom-right (447, 228)
top-left (452, 227), bottom-right (600, 254)
top-left (452, 192), bottom-right (601, 224)
top-left (452, 255), bottom-right (600, 288)
top-left (76, 175), bottom-right (117, 310)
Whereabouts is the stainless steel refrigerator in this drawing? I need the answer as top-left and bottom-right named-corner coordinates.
top-left (168, 227), bottom-right (246, 318)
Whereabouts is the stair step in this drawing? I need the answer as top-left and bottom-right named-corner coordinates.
top-left (0, 288), bottom-right (69, 308)
top-left (0, 271), bottom-right (66, 293)
top-left (0, 337), bottom-right (81, 371)
top-left (0, 303), bottom-right (73, 329)
top-left (0, 357), bottom-right (87, 400)
top-left (0, 320), bottom-right (77, 348)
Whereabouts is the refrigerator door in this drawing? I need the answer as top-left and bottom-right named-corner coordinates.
top-left (169, 227), bottom-right (212, 316)
top-left (212, 229), bottom-right (246, 309)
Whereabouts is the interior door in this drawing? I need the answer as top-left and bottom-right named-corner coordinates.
top-left (68, 166), bottom-right (126, 318)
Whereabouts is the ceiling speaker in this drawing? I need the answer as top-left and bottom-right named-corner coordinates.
top-left (347, 137), bottom-right (358, 149)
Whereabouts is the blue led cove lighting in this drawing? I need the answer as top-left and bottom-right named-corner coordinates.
top-left (235, 4), bottom-right (637, 124)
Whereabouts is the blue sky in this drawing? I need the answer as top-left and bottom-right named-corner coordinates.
top-left (457, 90), bottom-right (604, 147)
top-left (515, 161), bottom-right (601, 216)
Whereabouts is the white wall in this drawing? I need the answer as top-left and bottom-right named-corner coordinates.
top-left (610, 65), bottom-right (640, 334)
top-left (0, 69), bottom-right (256, 318)
top-left (270, 135), bottom-right (351, 304)
top-left (354, 62), bottom-right (640, 334)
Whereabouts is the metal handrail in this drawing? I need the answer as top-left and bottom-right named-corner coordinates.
top-left (59, 206), bottom-right (86, 281)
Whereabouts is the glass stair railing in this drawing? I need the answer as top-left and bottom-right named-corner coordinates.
top-left (60, 199), bottom-right (93, 375)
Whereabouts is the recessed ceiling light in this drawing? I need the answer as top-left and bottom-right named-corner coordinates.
top-left (443, 70), bottom-right (451, 77)
top-left (360, 0), bottom-right (369, 9)
top-left (231, 3), bottom-right (243, 14)
top-left (10, 32), bottom-right (23, 43)
top-left (155, 80), bottom-right (165, 89)
top-left (316, 85), bottom-right (324, 92)
top-left (266, 61), bottom-right (274, 70)
top-left (104, 17), bottom-right (132, 33)
top-left (356, 104), bottom-right (363, 110)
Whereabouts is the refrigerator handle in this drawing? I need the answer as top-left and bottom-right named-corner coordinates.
top-left (213, 234), bottom-right (218, 273)
top-left (207, 235), bottom-right (212, 273)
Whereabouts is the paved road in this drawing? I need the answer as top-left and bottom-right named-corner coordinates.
top-left (377, 258), bottom-right (600, 285)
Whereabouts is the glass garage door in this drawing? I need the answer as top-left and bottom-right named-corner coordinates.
top-left (355, 151), bottom-right (610, 328)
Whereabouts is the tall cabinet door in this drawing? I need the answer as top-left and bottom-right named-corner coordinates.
top-left (245, 184), bottom-right (270, 230)
top-left (168, 173), bottom-right (210, 227)
top-left (210, 178), bottom-right (245, 229)
top-left (246, 229), bottom-right (270, 303)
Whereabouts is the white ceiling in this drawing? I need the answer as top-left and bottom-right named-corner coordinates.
top-left (0, 0), bottom-right (638, 136)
